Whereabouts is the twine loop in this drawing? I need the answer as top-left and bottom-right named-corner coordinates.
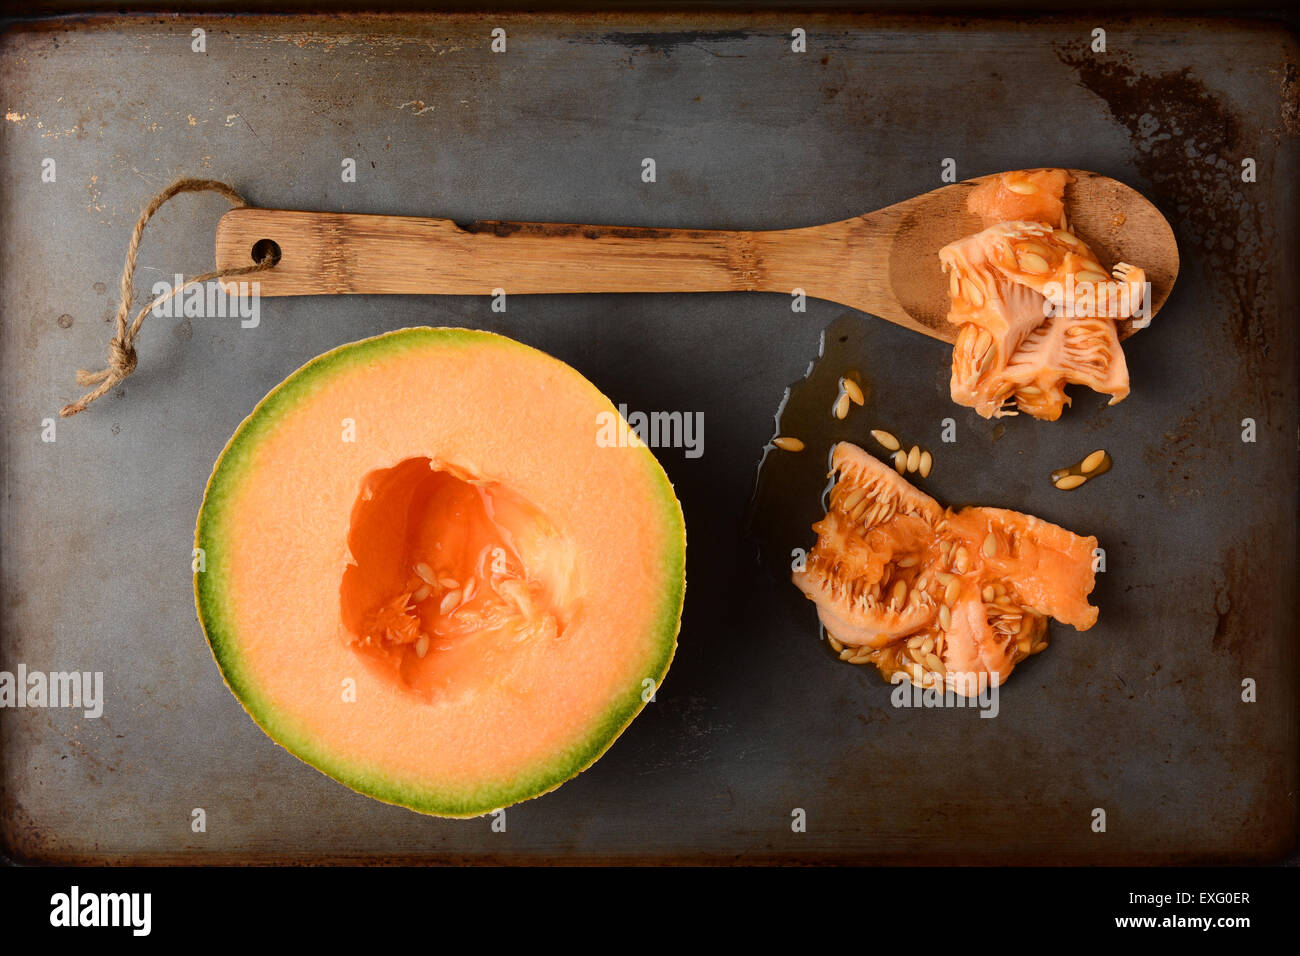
top-left (60, 177), bottom-right (275, 417)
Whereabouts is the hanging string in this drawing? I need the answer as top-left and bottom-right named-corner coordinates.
top-left (59, 177), bottom-right (276, 417)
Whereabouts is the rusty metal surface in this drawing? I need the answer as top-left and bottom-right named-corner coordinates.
top-left (0, 12), bottom-right (1296, 864)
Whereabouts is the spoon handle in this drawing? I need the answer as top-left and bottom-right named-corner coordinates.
top-left (214, 207), bottom-right (927, 332)
top-left (216, 207), bottom-right (795, 297)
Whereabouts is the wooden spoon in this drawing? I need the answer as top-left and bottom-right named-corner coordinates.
top-left (215, 170), bottom-right (1177, 342)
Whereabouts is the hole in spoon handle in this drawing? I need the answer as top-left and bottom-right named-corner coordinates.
top-left (250, 238), bottom-right (282, 266)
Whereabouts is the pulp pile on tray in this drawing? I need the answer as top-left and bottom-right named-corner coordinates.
top-left (940, 169), bottom-right (1148, 420)
top-left (792, 443), bottom-right (1099, 695)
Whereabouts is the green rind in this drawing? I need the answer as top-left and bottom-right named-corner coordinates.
top-left (194, 327), bottom-right (686, 818)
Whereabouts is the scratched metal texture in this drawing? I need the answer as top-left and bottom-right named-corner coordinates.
top-left (0, 13), bottom-right (1295, 864)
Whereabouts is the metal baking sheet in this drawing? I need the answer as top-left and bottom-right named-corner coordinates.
top-left (0, 12), bottom-right (1295, 864)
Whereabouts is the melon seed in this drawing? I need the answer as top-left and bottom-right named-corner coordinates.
top-left (919, 450), bottom-right (933, 478)
top-left (833, 392), bottom-right (852, 420)
top-left (415, 634), bottom-right (430, 659)
top-left (979, 346), bottom-right (997, 376)
top-left (906, 445), bottom-right (921, 473)
top-left (842, 378), bottom-right (865, 406)
top-left (1017, 252), bottom-right (1050, 274)
top-left (1054, 449), bottom-right (1111, 488)
top-left (841, 488), bottom-right (865, 511)
top-left (439, 590), bottom-right (462, 614)
top-left (773, 436), bottom-right (804, 452)
top-left (893, 451), bottom-right (907, 474)
top-left (871, 429), bottom-right (901, 452)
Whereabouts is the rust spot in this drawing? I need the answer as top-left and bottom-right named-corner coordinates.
top-left (1205, 539), bottom-right (1280, 674)
top-left (592, 29), bottom-right (751, 55)
top-left (1056, 48), bottom-right (1278, 404)
top-left (0, 791), bottom-right (44, 863)
top-left (1212, 590), bottom-right (1232, 650)
top-left (1281, 60), bottom-right (1299, 135)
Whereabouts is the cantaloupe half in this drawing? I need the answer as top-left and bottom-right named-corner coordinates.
top-left (194, 327), bottom-right (686, 817)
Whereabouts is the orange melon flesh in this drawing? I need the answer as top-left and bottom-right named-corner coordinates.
top-left (195, 328), bottom-right (685, 816)
top-left (793, 443), bottom-right (1098, 694)
top-left (967, 168), bottom-right (1071, 228)
top-left (941, 169), bottom-right (1146, 420)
